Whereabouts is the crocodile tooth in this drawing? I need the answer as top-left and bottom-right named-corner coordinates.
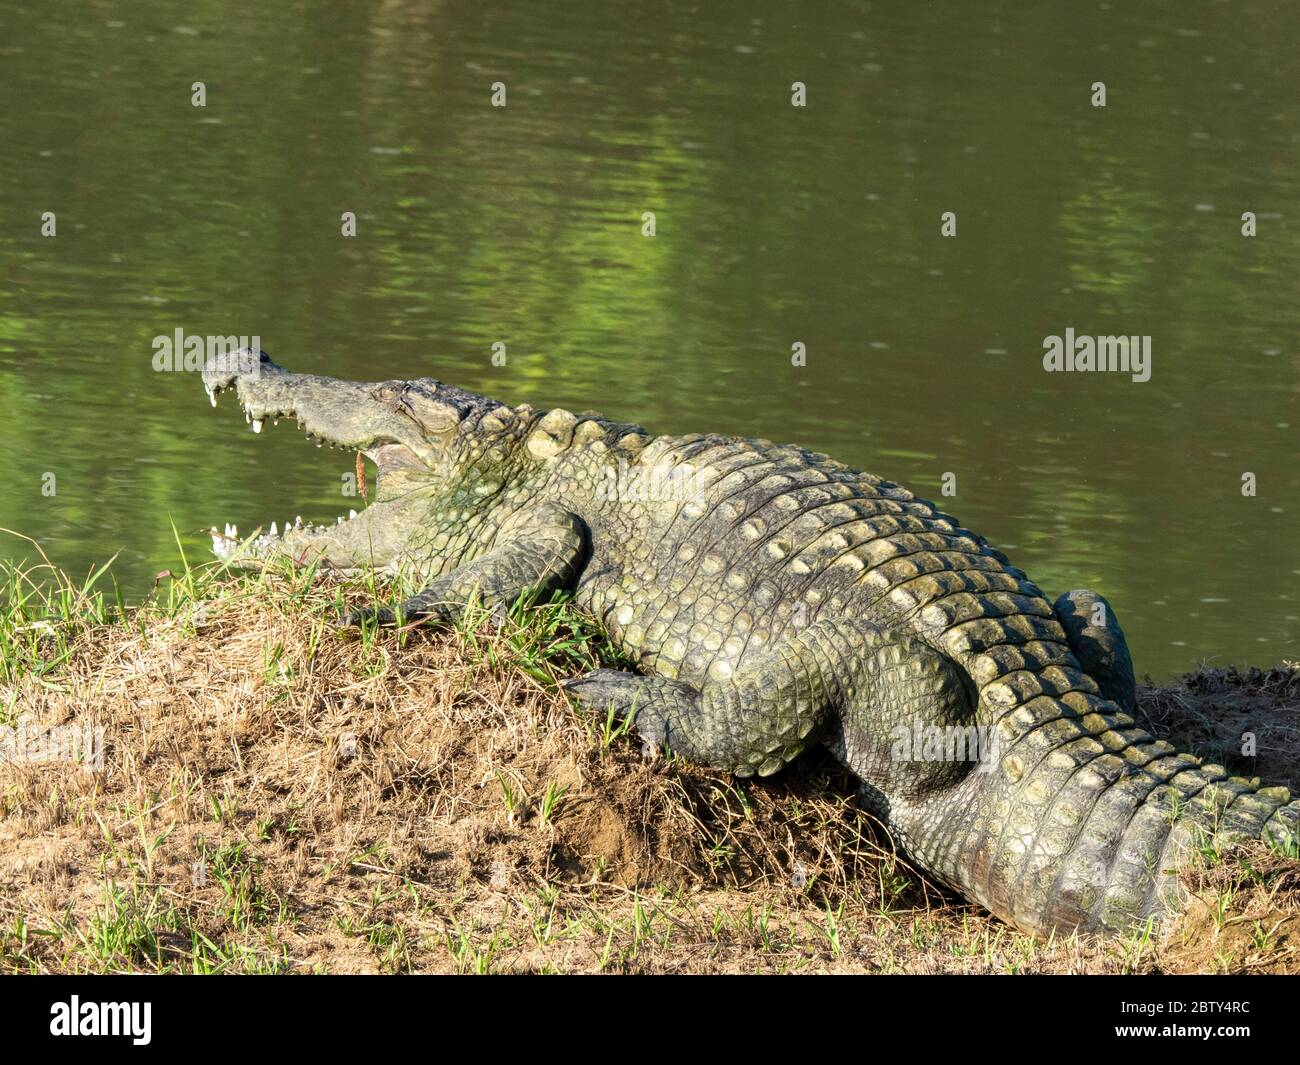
top-left (270, 522), bottom-right (278, 537)
top-left (252, 418), bottom-right (263, 433)
top-left (244, 409), bottom-right (250, 424)
top-left (295, 516), bottom-right (303, 527)
top-left (349, 509), bottom-right (358, 519)
top-left (207, 387), bottom-right (217, 408)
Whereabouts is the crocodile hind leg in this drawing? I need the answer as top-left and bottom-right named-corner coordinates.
top-left (563, 618), bottom-right (975, 783)
top-left (1052, 589), bottom-right (1136, 712)
top-left (561, 651), bottom-right (826, 776)
top-left (821, 641), bottom-right (979, 817)
top-left (341, 503), bottom-right (587, 626)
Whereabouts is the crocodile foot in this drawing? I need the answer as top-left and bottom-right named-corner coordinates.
top-left (338, 604), bottom-right (401, 628)
top-left (1052, 588), bottom-right (1136, 712)
top-left (562, 669), bottom-right (700, 756)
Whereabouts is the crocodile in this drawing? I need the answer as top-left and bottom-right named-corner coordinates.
top-left (200, 351), bottom-right (1299, 937)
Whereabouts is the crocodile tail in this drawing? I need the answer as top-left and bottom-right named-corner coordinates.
top-left (901, 686), bottom-right (1299, 935)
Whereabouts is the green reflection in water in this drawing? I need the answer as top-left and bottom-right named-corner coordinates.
top-left (0, 0), bottom-right (1296, 679)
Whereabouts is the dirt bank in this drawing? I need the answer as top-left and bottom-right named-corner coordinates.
top-left (0, 567), bottom-right (1296, 973)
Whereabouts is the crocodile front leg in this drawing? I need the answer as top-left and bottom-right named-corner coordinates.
top-left (342, 503), bottom-right (587, 626)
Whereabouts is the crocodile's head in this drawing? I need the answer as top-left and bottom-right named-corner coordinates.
top-left (200, 350), bottom-right (530, 572)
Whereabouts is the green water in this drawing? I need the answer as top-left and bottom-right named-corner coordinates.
top-left (1, 1), bottom-right (1297, 678)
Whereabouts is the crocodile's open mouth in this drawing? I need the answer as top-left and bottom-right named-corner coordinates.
top-left (203, 403), bottom-right (402, 562)
top-left (201, 353), bottom-right (425, 568)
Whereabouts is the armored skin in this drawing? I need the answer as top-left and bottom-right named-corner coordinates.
top-left (201, 352), bottom-right (1299, 936)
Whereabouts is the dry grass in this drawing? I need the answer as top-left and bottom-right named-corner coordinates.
top-left (0, 556), bottom-right (1297, 974)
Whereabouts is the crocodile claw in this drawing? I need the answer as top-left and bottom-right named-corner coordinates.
top-left (338, 604), bottom-right (400, 628)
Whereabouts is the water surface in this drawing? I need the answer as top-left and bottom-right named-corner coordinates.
top-left (1, 1), bottom-right (1297, 678)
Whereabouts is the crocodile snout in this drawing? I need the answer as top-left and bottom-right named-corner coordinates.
top-left (200, 347), bottom-right (279, 402)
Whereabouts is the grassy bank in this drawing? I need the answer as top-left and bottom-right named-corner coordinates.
top-left (0, 545), bottom-right (1297, 974)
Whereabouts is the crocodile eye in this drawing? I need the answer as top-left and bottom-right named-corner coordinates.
top-left (397, 390), bottom-right (461, 436)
